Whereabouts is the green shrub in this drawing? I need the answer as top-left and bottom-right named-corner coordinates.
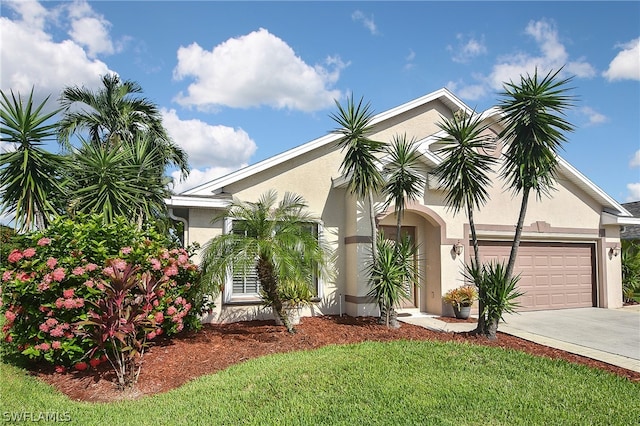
top-left (622, 240), bottom-right (640, 302)
top-left (0, 214), bottom-right (203, 371)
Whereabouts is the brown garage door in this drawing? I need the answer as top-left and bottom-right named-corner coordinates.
top-left (478, 241), bottom-right (596, 311)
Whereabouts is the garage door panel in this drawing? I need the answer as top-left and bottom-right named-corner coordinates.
top-left (550, 256), bottom-right (565, 267)
top-left (478, 242), bottom-right (594, 311)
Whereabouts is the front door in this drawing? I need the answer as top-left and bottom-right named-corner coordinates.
top-left (380, 225), bottom-right (417, 308)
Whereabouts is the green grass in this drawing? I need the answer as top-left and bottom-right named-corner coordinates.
top-left (1, 340), bottom-right (639, 425)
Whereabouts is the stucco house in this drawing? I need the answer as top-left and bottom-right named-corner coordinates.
top-left (167, 88), bottom-right (638, 322)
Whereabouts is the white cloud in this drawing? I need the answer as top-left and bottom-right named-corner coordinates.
top-left (161, 109), bottom-right (257, 170)
top-left (0, 1), bottom-right (114, 102)
top-left (0, 141), bottom-right (18, 154)
top-left (66, 0), bottom-right (116, 57)
top-left (627, 151), bottom-right (640, 202)
top-left (352, 10), bottom-right (378, 35)
top-left (603, 38), bottom-right (640, 81)
top-left (171, 166), bottom-right (245, 195)
top-left (627, 183), bottom-right (640, 202)
top-left (446, 80), bottom-right (487, 101)
top-left (0, 211), bottom-right (15, 228)
top-left (489, 20), bottom-right (595, 89)
top-left (404, 49), bottom-right (416, 71)
top-left (448, 34), bottom-right (487, 63)
top-left (454, 20), bottom-right (595, 101)
top-left (630, 150), bottom-right (640, 168)
top-left (580, 107), bottom-right (608, 126)
top-left (173, 28), bottom-right (344, 112)
top-left (6, 0), bottom-right (48, 30)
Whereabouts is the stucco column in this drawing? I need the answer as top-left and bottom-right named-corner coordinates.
top-left (342, 192), bottom-right (379, 316)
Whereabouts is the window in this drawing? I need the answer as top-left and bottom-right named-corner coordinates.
top-left (223, 218), bottom-right (323, 304)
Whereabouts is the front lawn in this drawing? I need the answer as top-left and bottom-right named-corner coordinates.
top-left (2, 340), bottom-right (638, 425)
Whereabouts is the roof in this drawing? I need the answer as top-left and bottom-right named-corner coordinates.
top-left (621, 201), bottom-right (640, 239)
top-left (167, 88), bottom-right (633, 219)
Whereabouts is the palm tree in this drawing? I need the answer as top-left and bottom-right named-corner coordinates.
top-left (200, 190), bottom-right (331, 333)
top-left (432, 110), bottom-right (497, 336)
top-left (58, 73), bottom-right (189, 179)
top-left (381, 133), bottom-right (426, 242)
top-left (65, 135), bottom-right (171, 226)
top-left (433, 111), bottom-right (498, 265)
top-left (330, 95), bottom-right (384, 262)
top-left (498, 68), bottom-right (575, 281)
top-left (0, 89), bottom-right (65, 232)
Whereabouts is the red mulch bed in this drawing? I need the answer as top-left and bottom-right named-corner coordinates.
top-left (26, 315), bottom-right (640, 402)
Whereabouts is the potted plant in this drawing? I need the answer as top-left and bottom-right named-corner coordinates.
top-left (263, 279), bottom-right (315, 326)
top-left (443, 285), bottom-right (478, 319)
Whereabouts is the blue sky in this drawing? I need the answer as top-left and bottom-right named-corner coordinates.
top-left (1, 1), bottom-right (639, 212)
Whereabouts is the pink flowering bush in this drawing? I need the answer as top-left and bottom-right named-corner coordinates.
top-left (0, 214), bottom-right (203, 370)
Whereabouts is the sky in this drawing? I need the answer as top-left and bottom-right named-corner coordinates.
top-left (1, 1), bottom-right (639, 222)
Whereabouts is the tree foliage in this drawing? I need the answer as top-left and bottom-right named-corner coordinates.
top-left (498, 68), bottom-right (576, 283)
top-left (330, 95), bottom-right (384, 261)
top-left (0, 89), bottom-right (65, 232)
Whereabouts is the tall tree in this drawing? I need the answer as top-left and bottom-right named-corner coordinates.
top-left (58, 73), bottom-right (189, 179)
top-left (498, 68), bottom-right (575, 281)
top-left (432, 110), bottom-right (497, 335)
top-left (200, 190), bottom-right (331, 333)
top-left (330, 95), bottom-right (384, 262)
top-left (65, 135), bottom-right (171, 226)
top-left (433, 111), bottom-right (497, 266)
top-left (0, 89), bottom-right (65, 232)
top-left (381, 133), bottom-right (426, 242)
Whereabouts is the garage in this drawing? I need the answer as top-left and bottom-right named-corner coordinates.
top-left (478, 241), bottom-right (596, 311)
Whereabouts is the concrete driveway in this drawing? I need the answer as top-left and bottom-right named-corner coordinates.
top-left (500, 307), bottom-right (640, 362)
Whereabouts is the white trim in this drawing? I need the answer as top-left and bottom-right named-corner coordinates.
top-left (601, 212), bottom-right (640, 226)
top-left (165, 195), bottom-right (230, 209)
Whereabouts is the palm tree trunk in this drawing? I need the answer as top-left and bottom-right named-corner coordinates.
top-left (506, 188), bottom-right (530, 281)
top-left (468, 205), bottom-right (487, 336)
top-left (368, 188), bottom-right (378, 264)
top-left (257, 258), bottom-right (295, 333)
top-left (396, 205), bottom-right (402, 244)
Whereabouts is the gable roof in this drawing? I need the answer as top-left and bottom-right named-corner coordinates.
top-left (168, 88), bottom-right (633, 218)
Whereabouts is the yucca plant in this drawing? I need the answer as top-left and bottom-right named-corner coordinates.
top-left (368, 234), bottom-right (420, 328)
top-left (465, 261), bottom-right (523, 339)
top-left (0, 88), bottom-right (65, 232)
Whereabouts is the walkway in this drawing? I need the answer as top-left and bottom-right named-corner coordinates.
top-left (398, 305), bottom-right (640, 373)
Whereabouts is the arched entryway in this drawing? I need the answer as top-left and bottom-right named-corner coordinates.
top-left (377, 204), bottom-right (446, 314)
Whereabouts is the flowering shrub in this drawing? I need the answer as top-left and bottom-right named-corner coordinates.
top-left (0, 214), bottom-right (203, 371)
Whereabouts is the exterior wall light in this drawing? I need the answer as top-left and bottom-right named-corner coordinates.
top-left (609, 246), bottom-right (621, 257)
top-left (453, 241), bottom-right (464, 256)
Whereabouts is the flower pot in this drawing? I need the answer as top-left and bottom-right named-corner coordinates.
top-left (274, 306), bottom-right (301, 326)
top-left (453, 305), bottom-right (471, 319)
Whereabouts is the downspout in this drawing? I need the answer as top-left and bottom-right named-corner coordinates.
top-left (168, 209), bottom-right (189, 247)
